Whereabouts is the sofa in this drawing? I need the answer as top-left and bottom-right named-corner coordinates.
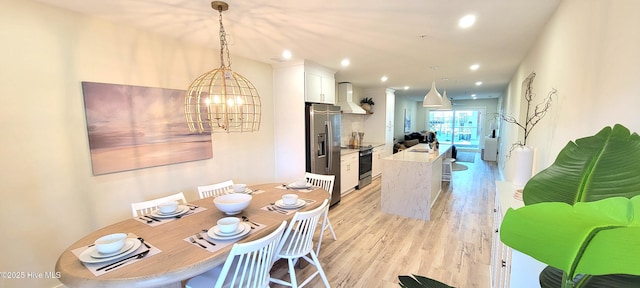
top-left (393, 139), bottom-right (420, 153)
top-left (404, 132), bottom-right (427, 143)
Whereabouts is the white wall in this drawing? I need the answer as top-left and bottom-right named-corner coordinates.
top-left (500, 0), bottom-right (640, 182)
top-left (0, 1), bottom-right (275, 287)
top-left (394, 97), bottom-right (419, 141)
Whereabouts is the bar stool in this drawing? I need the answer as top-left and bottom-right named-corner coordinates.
top-left (442, 158), bottom-right (456, 182)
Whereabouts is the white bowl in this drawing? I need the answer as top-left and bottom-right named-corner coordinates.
top-left (158, 201), bottom-right (179, 214)
top-left (217, 217), bottom-right (240, 233)
top-left (282, 193), bottom-right (299, 205)
top-left (232, 184), bottom-right (247, 193)
top-left (213, 193), bottom-right (252, 215)
top-left (94, 233), bottom-right (128, 254)
top-left (294, 178), bottom-right (307, 187)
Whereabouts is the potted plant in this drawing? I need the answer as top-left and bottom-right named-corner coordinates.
top-left (360, 97), bottom-right (375, 113)
top-left (500, 124), bottom-right (640, 287)
top-left (399, 124), bottom-right (640, 288)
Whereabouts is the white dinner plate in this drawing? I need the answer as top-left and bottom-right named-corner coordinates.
top-left (286, 182), bottom-right (312, 189)
top-left (211, 224), bottom-right (246, 237)
top-left (207, 223), bottom-right (251, 241)
top-left (233, 188), bottom-right (253, 194)
top-left (89, 238), bottom-right (136, 259)
top-left (151, 205), bottom-right (189, 218)
top-left (79, 238), bottom-right (142, 264)
top-left (275, 199), bottom-right (306, 209)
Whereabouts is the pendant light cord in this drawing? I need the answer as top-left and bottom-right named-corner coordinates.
top-left (217, 7), bottom-right (231, 69)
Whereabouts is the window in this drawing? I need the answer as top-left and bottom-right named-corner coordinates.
top-left (428, 109), bottom-right (483, 149)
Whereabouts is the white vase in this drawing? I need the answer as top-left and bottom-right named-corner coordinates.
top-left (513, 146), bottom-right (534, 188)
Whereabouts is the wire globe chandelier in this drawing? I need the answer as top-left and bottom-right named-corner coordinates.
top-left (184, 1), bottom-right (261, 133)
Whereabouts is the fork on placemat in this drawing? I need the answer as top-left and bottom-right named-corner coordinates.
top-left (196, 233), bottom-right (216, 246)
top-left (190, 236), bottom-right (206, 249)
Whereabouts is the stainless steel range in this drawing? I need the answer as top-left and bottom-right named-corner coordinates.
top-left (356, 146), bottom-right (373, 189)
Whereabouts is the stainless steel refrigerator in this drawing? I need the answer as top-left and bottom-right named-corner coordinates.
top-left (305, 103), bottom-right (341, 206)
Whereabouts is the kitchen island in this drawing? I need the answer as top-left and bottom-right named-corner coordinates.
top-left (381, 144), bottom-right (452, 220)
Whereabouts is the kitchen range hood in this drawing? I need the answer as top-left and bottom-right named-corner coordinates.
top-left (336, 82), bottom-right (366, 114)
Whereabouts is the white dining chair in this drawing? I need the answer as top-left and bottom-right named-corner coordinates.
top-left (130, 192), bottom-right (187, 217)
top-left (269, 199), bottom-right (331, 288)
top-left (186, 221), bottom-right (288, 288)
top-left (304, 172), bottom-right (337, 256)
top-left (197, 180), bottom-right (234, 199)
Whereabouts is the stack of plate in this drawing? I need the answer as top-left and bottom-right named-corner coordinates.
top-left (150, 205), bottom-right (189, 218)
top-left (286, 182), bottom-right (312, 190)
top-left (78, 238), bottom-right (142, 264)
top-left (274, 199), bottom-right (306, 209)
top-left (207, 222), bottom-right (251, 241)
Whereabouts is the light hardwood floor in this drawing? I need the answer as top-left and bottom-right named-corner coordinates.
top-left (270, 153), bottom-right (499, 287)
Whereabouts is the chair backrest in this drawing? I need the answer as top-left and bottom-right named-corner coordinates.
top-left (277, 199), bottom-right (328, 257)
top-left (304, 172), bottom-right (335, 197)
top-left (131, 192), bottom-right (187, 217)
top-left (197, 180), bottom-right (234, 199)
top-left (216, 221), bottom-right (287, 288)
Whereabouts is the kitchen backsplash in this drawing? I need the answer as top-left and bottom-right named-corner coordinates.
top-left (341, 113), bottom-right (365, 146)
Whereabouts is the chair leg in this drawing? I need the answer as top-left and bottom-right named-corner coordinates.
top-left (309, 250), bottom-right (331, 287)
top-left (316, 209), bottom-right (338, 256)
top-left (326, 218), bottom-right (337, 240)
top-left (288, 258), bottom-right (298, 288)
top-left (316, 219), bottom-right (325, 257)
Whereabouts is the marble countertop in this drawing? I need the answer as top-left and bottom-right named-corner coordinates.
top-left (341, 148), bottom-right (359, 156)
top-left (384, 144), bottom-right (451, 163)
top-left (362, 142), bottom-right (385, 148)
top-left (340, 142), bottom-right (385, 156)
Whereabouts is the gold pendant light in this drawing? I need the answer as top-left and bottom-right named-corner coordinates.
top-left (184, 1), bottom-right (261, 133)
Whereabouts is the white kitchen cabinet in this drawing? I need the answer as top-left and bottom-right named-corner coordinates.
top-left (484, 137), bottom-right (499, 161)
top-left (372, 145), bottom-right (385, 178)
top-left (305, 68), bottom-right (335, 104)
top-left (341, 152), bottom-right (359, 195)
top-left (491, 181), bottom-right (546, 288)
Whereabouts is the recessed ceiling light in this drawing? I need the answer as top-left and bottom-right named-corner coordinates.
top-left (475, 81), bottom-right (483, 86)
top-left (459, 14), bottom-right (476, 28)
top-left (470, 64), bottom-right (480, 71)
top-left (404, 86), bottom-right (409, 90)
top-left (282, 50), bottom-right (292, 60)
top-left (381, 76), bottom-right (388, 82)
top-left (341, 58), bottom-right (350, 67)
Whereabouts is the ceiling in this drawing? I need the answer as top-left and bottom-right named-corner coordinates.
top-left (33, 0), bottom-right (560, 102)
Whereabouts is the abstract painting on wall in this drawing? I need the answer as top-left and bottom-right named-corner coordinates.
top-left (404, 109), bottom-right (412, 133)
top-left (82, 82), bottom-right (212, 175)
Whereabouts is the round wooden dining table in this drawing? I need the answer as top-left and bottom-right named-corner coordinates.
top-left (55, 183), bottom-right (330, 288)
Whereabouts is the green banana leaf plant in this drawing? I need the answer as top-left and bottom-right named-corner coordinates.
top-left (523, 124), bottom-right (640, 205)
top-left (501, 124), bottom-right (640, 288)
top-left (500, 196), bottom-right (640, 287)
top-left (398, 274), bottom-right (454, 288)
